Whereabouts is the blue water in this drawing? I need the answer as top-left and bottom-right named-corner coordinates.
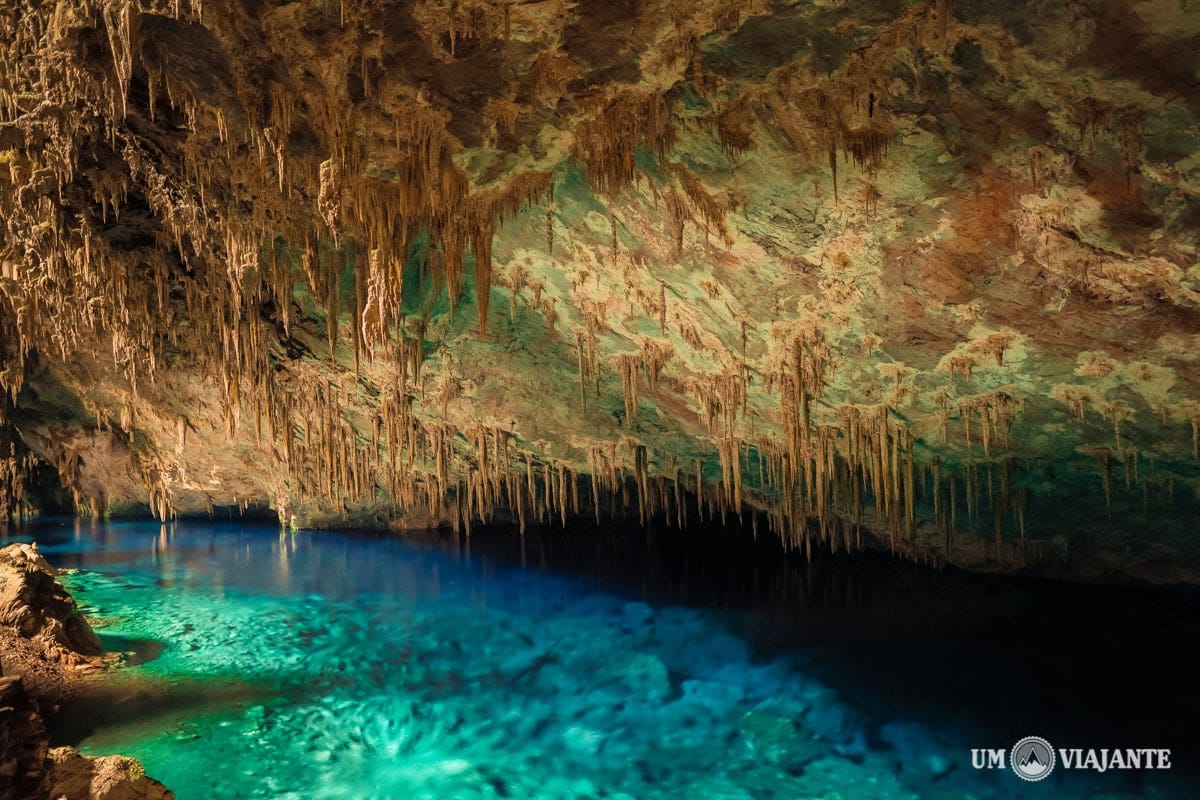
top-left (5, 519), bottom-right (1197, 800)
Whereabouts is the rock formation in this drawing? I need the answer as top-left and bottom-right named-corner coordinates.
top-left (2, 675), bottom-right (174, 800)
top-left (0, 675), bottom-right (49, 800)
top-left (1, 543), bottom-right (103, 666)
top-left (0, 0), bottom-right (1197, 580)
top-left (1, 543), bottom-right (106, 709)
top-left (0, 544), bottom-right (173, 800)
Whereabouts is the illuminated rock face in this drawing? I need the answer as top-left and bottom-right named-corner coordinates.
top-left (0, 1), bottom-right (1197, 579)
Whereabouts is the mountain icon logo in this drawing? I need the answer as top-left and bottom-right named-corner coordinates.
top-left (1011, 736), bottom-right (1056, 781)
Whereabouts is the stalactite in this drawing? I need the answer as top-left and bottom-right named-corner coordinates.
top-left (1095, 447), bottom-right (1114, 521)
top-left (103, 0), bottom-right (137, 119)
top-left (962, 403), bottom-right (972, 450)
top-left (0, 0), bottom-right (1189, 560)
top-left (659, 281), bottom-right (668, 336)
top-left (318, 159), bottom-right (343, 244)
top-left (903, 431), bottom-right (915, 545)
top-left (667, 162), bottom-right (732, 245)
top-left (1118, 106), bottom-right (1144, 194)
top-left (617, 354), bottom-right (639, 425)
top-left (472, 220), bottom-right (494, 335)
top-left (572, 90), bottom-right (676, 198)
top-left (934, 0), bottom-right (953, 41)
top-left (1183, 402), bottom-right (1200, 459)
top-left (828, 141), bottom-right (839, 204)
top-left (711, 96), bottom-right (754, 160)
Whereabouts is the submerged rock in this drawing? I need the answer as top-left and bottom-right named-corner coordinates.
top-left (793, 756), bottom-right (920, 800)
top-left (604, 652), bottom-right (672, 700)
top-left (879, 720), bottom-right (956, 781)
top-left (561, 724), bottom-right (606, 755)
top-left (738, 710), bottom-right (828, 771)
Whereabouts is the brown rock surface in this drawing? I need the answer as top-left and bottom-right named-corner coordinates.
top-left (0, 544), bottom-right (172, 800)
top-left (45, 748), bottom-right (173, 800)
top-left (0, 544), bottom-right (103, 664)
top-left (0, 676), bottom-right (173, 800)
top-left (0, 676), bottom-right (50, 800)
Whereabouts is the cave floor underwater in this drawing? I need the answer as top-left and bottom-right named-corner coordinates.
top-left (5, 517), bottom-right (1199, 800)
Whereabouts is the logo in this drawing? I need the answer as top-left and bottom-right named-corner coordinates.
top-left (1010, 736), bottom-right (1056, 782)
top-left (973, 736), bottom-right (1171, 779)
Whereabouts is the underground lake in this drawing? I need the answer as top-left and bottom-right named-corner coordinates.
top-left (4, 517), bottom-right (1199, 800)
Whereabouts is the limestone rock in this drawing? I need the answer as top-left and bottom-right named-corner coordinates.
top-left (0, 544), bottom-right (103, 662)
top-left (0, 546), bottom-right (172, 800)
top-left (45, 748), bottom-right (174, 800)
top-left (1, 676), bottom-right (173, 800)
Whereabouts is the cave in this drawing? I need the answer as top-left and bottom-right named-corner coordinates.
top-left (2, 1), bottom-right (1199, 798)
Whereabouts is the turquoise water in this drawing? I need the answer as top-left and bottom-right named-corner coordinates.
top-left (6, 519), bottom-right (1198, 799)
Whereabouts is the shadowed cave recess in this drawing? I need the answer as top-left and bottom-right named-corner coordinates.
top-left (3, 0), bottom-right (1200, 577)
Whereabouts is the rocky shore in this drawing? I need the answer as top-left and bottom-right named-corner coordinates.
top-left (0, 542), bottom-right (173, 800)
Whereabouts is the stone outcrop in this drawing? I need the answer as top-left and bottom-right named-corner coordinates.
top-left (45, 748), bottom-right (173, 800)
top-left (0, 544), bottom-right (173, 800)
top-left (0, 675), bottom-right (173, 800)
top-left (0, 544), bottom-right (103, 665)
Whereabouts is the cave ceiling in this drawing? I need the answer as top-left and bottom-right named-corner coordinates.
top-left (1, 0), bottom-right (1198, 579)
